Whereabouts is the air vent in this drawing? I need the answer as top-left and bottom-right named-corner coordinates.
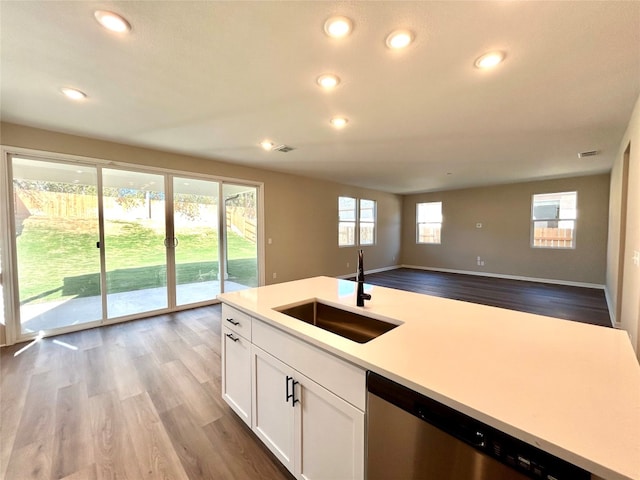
top-left (273, 144), bottom-right (295, 153)
top-left (578, 150), bottom-right (599, 158)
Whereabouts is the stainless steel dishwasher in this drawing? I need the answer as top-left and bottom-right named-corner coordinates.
top-left (366, 371), bottom-right (592, 480)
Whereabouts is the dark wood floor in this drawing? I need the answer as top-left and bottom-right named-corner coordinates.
top-left (363, 268), bottom-right (612, 327)
top-left (1, 306), bottom-right (293, 480)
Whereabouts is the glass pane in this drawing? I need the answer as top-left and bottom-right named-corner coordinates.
top-left (532, 192), bottom-right (576, 220)
top-left (417, 202), bottom-right (442, 223)
top-left (360, 224), bottom-right (375, 245)
top-left (12, 157), bottom-right (102, 333)
top-left (360, 199), bottom-right (375, 222)
top-left (223, 184), bottom-right (258, 291)
top-left (103, 168), bottom-right (167, 317)
top-left (532, 220), bottom-right (574, 248)
top-left (339, 196), bottom-right (356, 221)
top-left (174, 177), bottom-right (220, 306)
top-left (339, 222), bottom-right (356, 246)
top-left (418, 223), bottom-right (441, 244)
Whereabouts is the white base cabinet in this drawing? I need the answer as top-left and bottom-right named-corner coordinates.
top-left (221, 304), bottom-right (253, 426)
top-left (221, 326), bottom-right (251, 426)
top-left (252, 345), bottom-right (365, 480)
top-left (220, 304), bottom-right (365, 480)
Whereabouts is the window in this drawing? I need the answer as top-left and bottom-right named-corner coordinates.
top-left (338, 196), bottom-right (356, 246)
top-left (338, 196), bottom-right (377, 246)
top-left (359, 199), bottom-right (376, 246)
top-left (531, 191), bottom-right (576, 248)
top-left (417, 202), bottom-right (442, 244)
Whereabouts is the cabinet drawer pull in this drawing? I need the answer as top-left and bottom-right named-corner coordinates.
top-left (226, 333), bottom-right (240, 342)
top-left (226, 318), bottom-right (240, 326)
top-left (286, 376), bottom-right (300, 406)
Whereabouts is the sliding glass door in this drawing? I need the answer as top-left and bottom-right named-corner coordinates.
top-left (11, 157), bottom-right (102, 334)
top-left (102, 168), bottom-right (168, 318)
top-left (173, 177), bottom-right (220, 306)
top-left (223, 184), bottom-right (258, 291)
top-left (5, 153), bottom-right (261, 341)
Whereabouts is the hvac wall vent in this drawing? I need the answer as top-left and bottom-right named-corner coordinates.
top-left (578, 150), bottom-right (599, 158)
top-left (273, 144), bottom-right (295, 153)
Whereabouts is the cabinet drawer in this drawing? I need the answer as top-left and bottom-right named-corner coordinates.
top-left (221, 304), bottom-right (252, 339)
top-left (252, 319), bottom-right (366, 410)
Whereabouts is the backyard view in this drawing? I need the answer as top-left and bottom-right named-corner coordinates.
top-left (16, 216), bottom-right (257, 303)
top-left (11, 156), bottom-right (258, 334)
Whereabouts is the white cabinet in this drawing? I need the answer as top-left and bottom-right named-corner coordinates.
top-left (296, 364), bottom-right (364, 480)
top-left (252, 346), bottom-right (297, 472)
top-left (220, 302), bottom-right (365, 480)
top-left (221, 305), bottom-right (252, 426)
top-left (252, 345), bottom-right (364, 480)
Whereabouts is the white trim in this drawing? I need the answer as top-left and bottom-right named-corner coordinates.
top-left (603, 286), bottom-right (619, 328)
top-left (0, 147), bottom-right (19, 346)
top-left (401, 265), bottom-right (606, 290)
top-left (2, 145), bottom-right (264, 189)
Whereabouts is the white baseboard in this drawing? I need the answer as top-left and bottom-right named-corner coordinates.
top-left (336, 264), bottom-right (401, 279)
top-left (603, 287), bottom-right (620, 328)
top-left (400, 265), bottom-right (606, 290)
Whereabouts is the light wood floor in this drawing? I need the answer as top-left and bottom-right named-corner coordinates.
top-left (0, 305), bottom-right (293, 480)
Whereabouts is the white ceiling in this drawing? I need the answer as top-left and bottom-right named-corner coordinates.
top-left (1, 1), bottom-right (639, 194)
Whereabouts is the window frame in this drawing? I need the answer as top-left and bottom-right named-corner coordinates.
top-left (416, 201), bottom-right (442, 245)
top-left (358, 198), bottom-right (376, 246)
top-left (338, 196), bottom-right (377, 247)
top-left (530, 191), bottom-right (577, 249)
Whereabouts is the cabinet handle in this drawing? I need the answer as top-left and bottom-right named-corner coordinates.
top-left (286, 376), bottom-right (293, 403)
top-left (286, 376), bottom-right (299, 407)
top-left (291, 380), bottom-right (299, 407)
top-left (226, 318), bottom-right (240, 326)
top-left (226, 333), bottom-right (239, 342)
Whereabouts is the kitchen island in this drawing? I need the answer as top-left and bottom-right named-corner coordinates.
top-left (218, 276), bottom-right (640, 480)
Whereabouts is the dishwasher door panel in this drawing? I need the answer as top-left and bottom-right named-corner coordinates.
top-left (367, 392), bottom-right (529, 480)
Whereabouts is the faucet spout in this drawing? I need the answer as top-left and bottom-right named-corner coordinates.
top-left (356, 249), bottom-right (371, 307)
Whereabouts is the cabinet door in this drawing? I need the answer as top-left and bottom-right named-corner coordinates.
top-left (252, 345), bottom-right (296, 474)
top-left (222, 326), bottom-right (251, 426)
top-left (296, 374), bottom-right (365, 480)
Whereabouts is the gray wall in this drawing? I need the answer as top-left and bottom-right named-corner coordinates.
top-left (401, 174), bottom-right (610, 285)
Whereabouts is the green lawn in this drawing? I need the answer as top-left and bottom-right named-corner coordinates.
top-left (16, 217), bottom-right (257, 303)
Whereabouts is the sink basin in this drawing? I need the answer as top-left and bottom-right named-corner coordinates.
top-left (276, 301), bottom-right (398, 343)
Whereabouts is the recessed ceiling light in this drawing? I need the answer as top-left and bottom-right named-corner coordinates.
top-left (385, 29), bottom-right (414, 49)
top-left (474, 51), bottom-right (505, 69)
top-left (324, 16), bottom-right (353, 38)
top-left (260, 140), bottom-right (275, 151)
top-left (316, 74), bottom-right (340, 89)
top-left (330, 117), bottom-right (348, 128)
top-left (60, 87), bottom-right (87, 100)
top-left (94, 10), bottom-right (131, 33)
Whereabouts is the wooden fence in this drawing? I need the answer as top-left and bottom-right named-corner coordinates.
top-left (227, 207), bottom-right (257, 244)
top-left (17, 191), bottom-right (98, 218)
top-left (533, 227), bottom-right (574, 248)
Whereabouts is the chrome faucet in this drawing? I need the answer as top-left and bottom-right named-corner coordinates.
top-left (356, 249), bottom-right (371, 307)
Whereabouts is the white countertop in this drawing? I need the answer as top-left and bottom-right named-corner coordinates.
top-left (218, 276), bottom-right (640, 480)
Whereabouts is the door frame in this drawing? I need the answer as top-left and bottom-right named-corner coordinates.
top-left (0, 145), bottom-right (264, 346)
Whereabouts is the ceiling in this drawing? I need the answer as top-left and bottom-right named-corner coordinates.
top-left (1, 1), bottom-right (639, 194)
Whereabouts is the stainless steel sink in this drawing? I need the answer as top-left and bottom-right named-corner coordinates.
top-left (276, 301), bottom-right (398, 343)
